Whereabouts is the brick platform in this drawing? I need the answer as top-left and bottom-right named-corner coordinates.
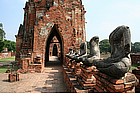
top-left (92, 71), bottom-right (137, 93)
top-left (63, 59), bottom-right (139, 93)
top-left (132, 66), bottom-right (140, 93)
top-left (77, 65), bottom-right (96, 90)
top-left (63, 66), bottom-right (88, 93)
top-left (72, 61), bottom-right (81, 77)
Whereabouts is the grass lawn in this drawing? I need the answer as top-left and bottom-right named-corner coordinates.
top-left (0, 66), bottom-right (11, 73)
top-left (0, 56), bottom-right (15, 73)
top-left (0, 56), bottom-right (15, 62)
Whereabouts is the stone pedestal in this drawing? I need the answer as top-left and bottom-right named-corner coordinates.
top-left (8, 73), bottom-right (20, 82)
top-left (77, 65), bottom-right (97, 90)
top-left (65, 57), bottom-right (70, 67)
top-left (20, 58), bottom-right (42, 73)
top-left (132, 66), bottom-right (140, 93)
top-left (63, 64), bottom-right (138, 93)
top-left (63, 65), bottom-right (88, 93)
top-left (28, 64), bottom-right (42, 73)
top-left (73, 61), bottom-right (81, 77)
top-left (65, 58), bottom-right (75, 72)
top-left (21, 58), bottom-right (31, 71)
top-left (93, 71), bottom-right (138, 93)
top-left (63, 66), bottom-right (77, 92)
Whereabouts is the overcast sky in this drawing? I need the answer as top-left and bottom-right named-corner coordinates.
top-left (0, 0), bottom-right (140, 42)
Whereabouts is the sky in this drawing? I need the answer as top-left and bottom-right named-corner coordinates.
top-left (0, 0), bottom-right (140, 42)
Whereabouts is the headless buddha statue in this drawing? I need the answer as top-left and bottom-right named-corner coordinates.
top-left (82, 36), bottom-right (100, 66)
top-left (93, 25), bottom-right (131, 79)
top-left (66, 48), bottom-right (74, 59)
top-left (74, 42), bottom-right (89, 62)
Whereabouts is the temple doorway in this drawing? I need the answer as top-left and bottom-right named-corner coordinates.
top-left (45, 25), bottom-right (63, 67)
top-left (52, 44), bottom-right (58, 56)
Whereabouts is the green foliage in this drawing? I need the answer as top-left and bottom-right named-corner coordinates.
top-left (99, 39), bottom-right (111, 54)
top-left (0, 23), bottom-right (5, 41)
top-left (0, 39), bottom-right (16, 52)
top-left (0, 56), bottom-right (15, 62)
top-left (131, 42), bottom-right (140, 53)
top-left (0, 23), bottom-right (16, 52)
top-left (0, 28), bottom-right (5, 41)
top-left (99, 39), bottom-right (140, 54)
top-left (3, 40), bottom-right (16, 52)
top-left (0, 56), bottom-right (15, 73)
top-left (0, 40), bottom-right (4, 52)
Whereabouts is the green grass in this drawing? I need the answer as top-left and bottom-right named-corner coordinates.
top-left (131, 64), bottom-right (140, 71)
top-left (0, 56), bottom-right (15, 73)
top-left (0, 56), bottom-right (15, 62)
top-left (0, 67), bottom-right (8, 73)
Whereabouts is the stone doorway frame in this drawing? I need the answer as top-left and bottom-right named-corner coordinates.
top-left (45, 24), bottom-right (64, 67)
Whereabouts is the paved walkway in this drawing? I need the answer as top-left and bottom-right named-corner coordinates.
top-left (0, 56), bottom-right (68, 93)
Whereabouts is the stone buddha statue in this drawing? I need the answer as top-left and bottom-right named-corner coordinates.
top-left (65, 48), bottom-right (79, 60)
top-left (74, 41), bottom-right (89, 62)
top-left (66, 48), bottom-right (74, 58)
top-left (93, 25), bottom-right (131, 79)
top-left (82, 36), bottom-right (100, 66)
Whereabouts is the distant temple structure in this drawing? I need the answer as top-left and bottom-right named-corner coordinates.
top-left (15, 0), bottom-right (86, 72)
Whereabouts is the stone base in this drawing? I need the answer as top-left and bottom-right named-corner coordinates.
top-left (73, 61), bottom-right (81, 76)
top-left (8, 73), bottom-right (20, 82)
top-left (63, 63), bottom-right (138, 93)
top-left (63, 65), bottom-right (88, 93)
top-left (29, 64), bottom-right (42, 73)
top-left (132, 67), bottom-right (140, 93)
top-left (78, 65), bottom-right (97, 90)
top-left (93, 71), bottom-right (138, 93)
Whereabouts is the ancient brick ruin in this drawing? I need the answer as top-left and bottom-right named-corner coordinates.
top-left (15, 0), bottom-right (139, 93)
top-left (63, 57), bottom-right (139, 93)
top-left (16, 0), bottom-right (86, 72)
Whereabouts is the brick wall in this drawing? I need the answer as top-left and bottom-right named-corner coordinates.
top-left (0, 52), bottom-right (15, 59)
top-left (16, 0), bottom-right (86, 72)
top-left (63, 59), bottom-right (139, 93)
top-left (132, 66), bottom-right (140, 93)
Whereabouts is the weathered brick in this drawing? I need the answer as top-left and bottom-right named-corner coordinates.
top-left (16, 0), bottom-right (86, 72)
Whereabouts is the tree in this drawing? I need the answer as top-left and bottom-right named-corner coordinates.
top-left (131, 42), bottom-right (140, 53)
top-left (134, 42), bottom-right (140, 52)
top-left (0, 40), bottom-right (4, 52)
top-left (0, 40), bottom-right (16, 53)
top-left (3, 40), bottom-right (16, 52)
top-left (0, 23), bottom-right (16, 52)
top-left (0, 23), bottom-right (5, 41)
top-left (99, 39), bottom-right (111, 54)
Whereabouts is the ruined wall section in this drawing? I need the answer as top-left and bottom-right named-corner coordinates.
top-left (17, 1), bottom-right (36, 56)
top-left (16, 0), bottom-right (86, 71)
top-left (33, 5), bottom-right (74, 66)
top-left (63, 0), bottom-right (86, 49)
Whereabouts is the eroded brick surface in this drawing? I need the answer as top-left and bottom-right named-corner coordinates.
top-left (63, 59), bottom-right (138, 93)
top-left (16, 0), bottom-right (86, 71)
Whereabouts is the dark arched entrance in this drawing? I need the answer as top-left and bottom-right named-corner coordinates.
top-left (52, 44), bottom-right (58, 56)
top-left (45, 24), bottom-right (63, 67)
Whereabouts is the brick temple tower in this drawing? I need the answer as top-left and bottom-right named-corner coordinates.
top-left (16, 0), bottom-right (86, 72)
